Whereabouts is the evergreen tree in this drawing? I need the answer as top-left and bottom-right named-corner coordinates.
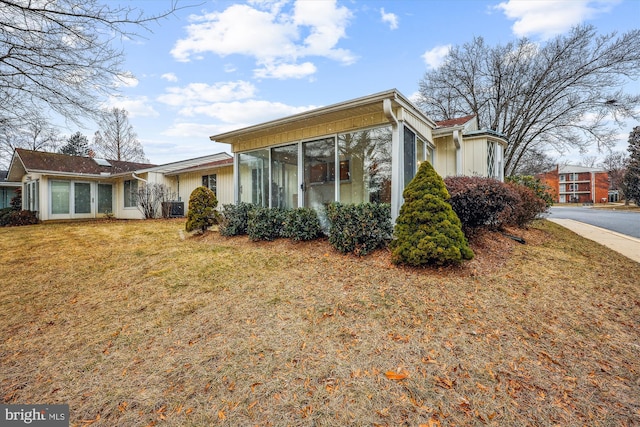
top-left (390, 161), bottom-right (473, 266)
top-left (622, 126), bottom-right (640, 205)
top-left (185, 186), bottom-right (219, 234)
top-left (59, 132), bottom-right (90, 156)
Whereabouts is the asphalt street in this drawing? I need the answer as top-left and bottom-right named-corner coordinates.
top-left (547, 206), bottom-right (640, 238)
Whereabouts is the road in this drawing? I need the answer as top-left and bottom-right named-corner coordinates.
top-left (547, 206), bottom-right (640, 238)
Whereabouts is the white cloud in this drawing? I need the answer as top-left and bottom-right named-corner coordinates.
top-left (103, 96), bottom-right (159, 118)
top-left (495, 0), bottom-right (621, 39)
top-left (254, 61), bottom-right (317, 79)
top-left (157, 81), bottom-right (256, 109)
top-left (170, 0), bottom-right (355, 79)
top-left (162, 122), bottom-right (240, 138)
top-left (161, 73), bottom-right (178, 82)
top-left (422, 45), bottom-right (451, 69)
top-left (114, 73), bottom-right (138, 88)
top-left (380, 8), bottom-right (398, 30)
top-left (184, 100), bottom-right (318, 124)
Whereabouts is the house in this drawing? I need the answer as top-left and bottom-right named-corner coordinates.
top-left (536, 164), bottom-right (609, 204)
top-left (1, 170), bottom-right (21, 209)
top-left (209, 89), bottom-right (508, 221)
top-left (6, 148), bottom-right (233, 221)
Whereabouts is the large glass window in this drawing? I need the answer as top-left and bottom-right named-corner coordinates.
top-left (338, 126), bottom-right (392, 204)
top-left (488, 140), bottom-right (496, 178)
top-left (98, 184), bottom-right (113, 214)
top-left (303, 138), bottom-right (335, 209)
top-left (239, 149), bottom-right (269, 207)
top-left (404, 127), bottom-right (416, 186)
top-left (272, 144), bottom-right (299, 209)
top-left (124, 180), bottom-right (138, 208)
top-left (51, 181), bottom-right (70, 214)
top-left (74, 183), bottom-right (91, 214)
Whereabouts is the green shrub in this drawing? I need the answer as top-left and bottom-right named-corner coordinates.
top-left (502, 182), bottom-right (548, 228)
top-left (325, 202), bottom-right (392, 256)
top-left (391, 162), bottom-right (473, 266)
top-left (444, 176), bottom-right (519, 233)
top-left (219, 202), bottom-right (255, 236)
top-left (0, 209), bottom-right (39, 227)
top-left (284, 207), bottom-right (323, 241)
top-left (185, 186), bottom-right (219, 234)
top-left (247, 207), bottom-right (289, 241)
top-left (506, 175), bottom-right (554, 207)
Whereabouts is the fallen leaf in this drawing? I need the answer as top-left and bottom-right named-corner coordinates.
top-left (385, 370), bottom-right (409, 380)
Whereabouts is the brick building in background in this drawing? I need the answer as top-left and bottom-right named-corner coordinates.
top-left (536, 165), bottom-right (610, 204)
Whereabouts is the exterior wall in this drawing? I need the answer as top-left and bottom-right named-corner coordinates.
top-left (462, 138), bottom-right (488, 177)
top-left (594, 173), bottom-right (609, 203)
top-left (230, 111), bottom-right (391, 153)
top-left (432, 135), bottom-right (458, 177)
top-left (174, 165), bottom-right (234, 206)
top-left (537, 169), bottom-right (560, 202)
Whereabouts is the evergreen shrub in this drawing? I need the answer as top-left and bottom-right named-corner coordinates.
top-left (284, 207), bottom-right (323, 241)
top-left (185, 186), bottom-right (219, 233)
top-left (325, 202), bottom-right (392, 256)
top-left (247, 207), bottom-right (289, 241)
top-left (506, 175), bottom-right (554, 207)
top-left (219, 202), bottom-right (254, 236)
top-left (391, 162), bottom-right (473, 266)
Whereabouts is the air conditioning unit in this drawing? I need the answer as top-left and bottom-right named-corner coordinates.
top-left (162, 201), bottom-right (184, 218)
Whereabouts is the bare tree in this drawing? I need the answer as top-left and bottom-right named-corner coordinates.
top-left (0, 116), bottom-right (62, 166)
top-left (0, 0), bottom-right (179, 137)
top-left (512, 147), bottom-right (557, 176)
top-left (93, 107), bottom-right (146, 162)
top-left (600, 150), bottom-right (629, 199)
top-left (418, 25), bottom-right (640, 176)
top-left (580, 155), bottom-right (600, 168)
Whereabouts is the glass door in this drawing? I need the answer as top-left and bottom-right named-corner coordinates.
top-left (74, 182), bottom-right (92, 216)
top-left (303, 138), bottom-right (335, 209)
top-left (97, 184), bottom-right (113, 215)
top-left (271, 144), bottom-right (298, 208)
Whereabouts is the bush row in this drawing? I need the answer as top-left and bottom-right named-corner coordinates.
top-left (219, 202), bottom-right (391, 256)
top-left (444, 175), bottom-right (550, 234)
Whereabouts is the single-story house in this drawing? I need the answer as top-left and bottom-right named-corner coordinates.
top-left (1, 170), bottom-right (21, 209)
top-left (7, 148), bottom-right (233, 221)
top-left (210, 89), bottom-right (508, 221)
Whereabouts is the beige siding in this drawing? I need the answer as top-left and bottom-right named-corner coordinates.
top-left (175, 165), bottom-right (234, 206)
top-left (400, 108), bottom-right (433, 143)
top-left (232, 111), bottom-right (390, 153)
top-left (462, 138), bottom-right (488, 176)
top-left (433, 136), bottom-right (458, 177)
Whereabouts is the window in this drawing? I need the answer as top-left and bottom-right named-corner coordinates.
top-left (487, 141), bottom-right (496, 178)
top-left (98, 184), bottom-right (113, 214)
top-left (202, 174), bottom-right (217, 195)
top-left (272, 144), bottom-right (298, 209)
top-left (569, 183), bottom-right (578, 191)
top-left (403, 127), bottom-right (416, 187)
top-left (51, 181), bottom-right (70, 214)
top-left (238, 149), bottom-right (269, 207)
top-left (338, 126), bottom-right (392, 204)
top-left (559, 174), bottom-right (565, 182)
top-left (124, 180), bottom-right (138, 208)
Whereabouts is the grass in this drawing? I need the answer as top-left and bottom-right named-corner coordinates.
top-left (1, 219), bottom-right (639, 426)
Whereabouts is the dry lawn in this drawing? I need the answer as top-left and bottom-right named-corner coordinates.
top-left (0, 219), bottom-right (639, 426)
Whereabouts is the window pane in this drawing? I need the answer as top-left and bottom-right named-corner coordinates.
top-left (238, 149), bottom-right (269, 207)
top-left (74, 183), bottom-right (91, 214)
top-left (271, 144), bottom-right (298, 209)
top-left (51, 181), bottom-right (70, 214)
top-left (303, 138), bottom-right (334, 208)
top-left (338, 126), bottom-right (392, 204)
top-left (98, 184), bottom-right (112, 213)
top-left (124, 180), bottom-right (138, 208)
top-left (404, 127), bottom-right (416, 186)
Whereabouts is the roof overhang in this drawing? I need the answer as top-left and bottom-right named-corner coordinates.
top-left (209, 89), bottom-right (436, 146)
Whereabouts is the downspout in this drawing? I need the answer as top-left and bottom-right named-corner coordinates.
top-left (383, 98), bottom-right (401, 223)
top-left (453, 129), bottom-right (462, 175)
top-left (132, 172), bottom-right (148, 217)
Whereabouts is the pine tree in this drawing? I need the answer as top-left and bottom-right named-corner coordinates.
top-left (390, 161), bottom-right (473, 266)
top-left (622, 126), bottom-right (640, 205)
top-left (59, 132), bottom-right (90, 156)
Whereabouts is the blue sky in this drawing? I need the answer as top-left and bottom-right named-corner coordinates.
top-left (90, 0), bottom-right (640, 165)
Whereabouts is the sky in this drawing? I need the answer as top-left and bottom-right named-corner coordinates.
top-left (81, 0), bottom-right (640, 166)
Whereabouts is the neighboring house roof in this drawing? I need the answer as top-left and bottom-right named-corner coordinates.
top-left (435, 114), bottom-right (476, 128)
top-left (8, 148), bottom-right (155, 181)
top-left (1, 170), bottom-right (20, 187)
top-left (210, 89), bottom-right (436, 146)
top-left (141, 152), bottom-right (233, 175)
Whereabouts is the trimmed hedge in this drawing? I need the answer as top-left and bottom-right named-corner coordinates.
top-left (247, 207), bottom-right (289, 241)
top-left (0, 209), bottom-right (39, 227)
top-left (219, 202), bottom-right (254, 236)
top-left (284, 207), bottom-right (323, 241)
top-left (391, 162), bottom-right (473, 266)
top-left (325, 202), bottom-right (392, 256)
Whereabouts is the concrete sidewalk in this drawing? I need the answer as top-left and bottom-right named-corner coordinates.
top-left (548, 218), bottom-right (640, 263)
